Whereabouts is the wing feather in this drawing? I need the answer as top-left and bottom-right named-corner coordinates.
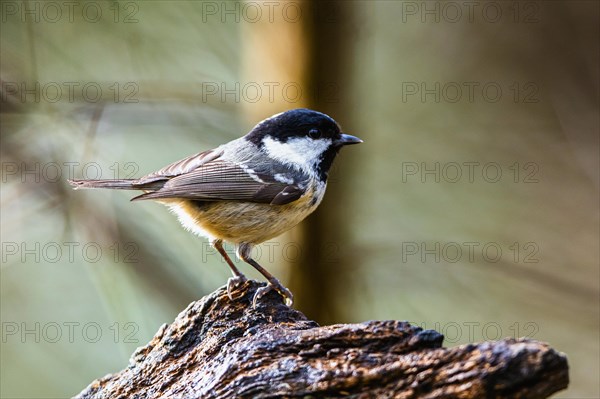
top-left (131, 158), bottom-right (306, 205)
top-left (135, 149), bottom-right (223, 185)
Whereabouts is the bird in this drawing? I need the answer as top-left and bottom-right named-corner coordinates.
top-left (69, 108), bottom-right (362, 306)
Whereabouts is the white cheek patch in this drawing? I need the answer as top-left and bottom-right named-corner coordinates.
top-left (263, 136), bottom-right (332, 173)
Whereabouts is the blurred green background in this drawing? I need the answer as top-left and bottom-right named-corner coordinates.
top-left (1, 1), bottom-right (598, 398)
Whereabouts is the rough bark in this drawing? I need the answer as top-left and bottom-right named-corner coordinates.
top-left (76, 280), bottom-right (569, 399)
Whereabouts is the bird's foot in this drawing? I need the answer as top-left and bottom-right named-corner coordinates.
top-left (252, 281), bottom-right (294, 308)
top-left (226, 275), bottom-right (248, 301)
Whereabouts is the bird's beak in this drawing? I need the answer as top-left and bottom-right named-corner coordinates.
top-left (336, 133), bottom-right (363, 146)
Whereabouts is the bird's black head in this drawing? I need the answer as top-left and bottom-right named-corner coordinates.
top-left (246, 108), bottom-right (362, 180)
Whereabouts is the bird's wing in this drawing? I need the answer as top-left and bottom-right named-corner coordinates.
top-left (135, 149), bottom-right (223, 184)
top-left (131, 159), bottom-right (307, 206)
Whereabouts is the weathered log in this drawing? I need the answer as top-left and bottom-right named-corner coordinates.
top-left (76, 280), bottom-right (569, 398)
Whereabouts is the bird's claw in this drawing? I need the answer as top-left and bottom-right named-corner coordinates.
top-left (252, 282), bottom-right (294, 307)
top-left (226, 275), bottom-right (248, 301)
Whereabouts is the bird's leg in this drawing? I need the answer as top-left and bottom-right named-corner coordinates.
top-left (212, 239), bottom-right (247, 300)
top-left (237, 243), bottom-right (293, 307)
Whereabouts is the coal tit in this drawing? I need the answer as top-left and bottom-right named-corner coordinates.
top-left (69, 108), bottom-right (362, 306)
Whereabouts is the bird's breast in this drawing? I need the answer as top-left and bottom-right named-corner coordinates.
top-left (166, 180), bottom-right (326, 245)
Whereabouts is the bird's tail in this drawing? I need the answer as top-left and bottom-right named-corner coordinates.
top-left (68, 179), bottom-right (139, 190)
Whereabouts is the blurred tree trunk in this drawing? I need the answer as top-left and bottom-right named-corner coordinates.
top-left (292, 1), bottom-right (356, 323)
top-left (239, 0), bottom-right (312, 313)
top-left (240, 1), bottom-right (355, 323)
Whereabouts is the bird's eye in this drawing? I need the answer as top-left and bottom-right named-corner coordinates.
top-left (308, 128), bottom-right (321, 139)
